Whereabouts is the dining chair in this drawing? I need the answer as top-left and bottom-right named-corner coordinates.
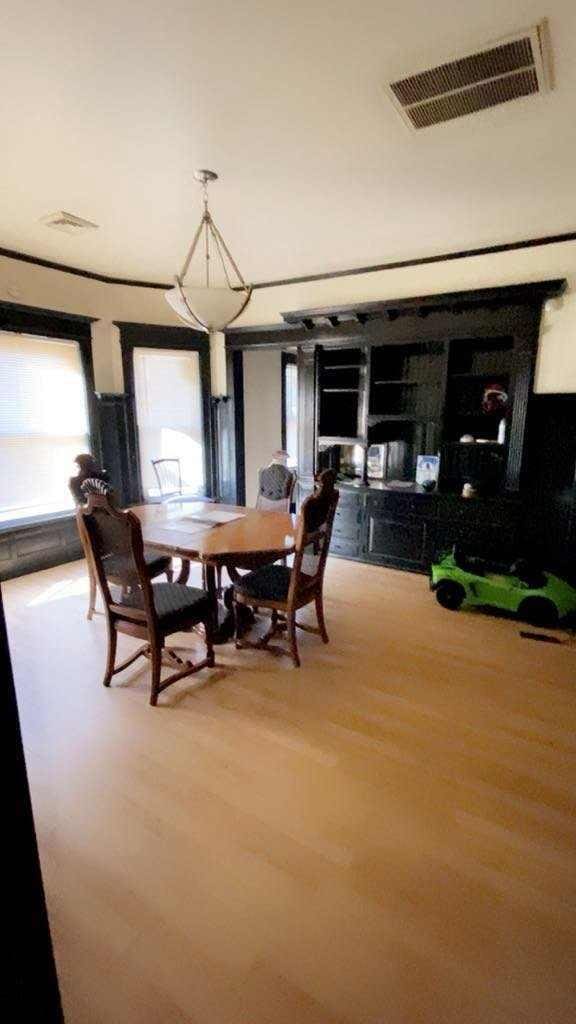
top-left (255, 462), bottom-right (297, 512)
top-left (151, 457), bottom-right (220, 585)
top-left (72, 473), bottom-right (173, 620)
top-left (77, 492), bottom-right (215, 706)
top-left (224, 463), bottom-right (298, 593)
top-left (151, 458), bottom-right (214, 504)
top-left (233, 470), bottom-right (339, 666)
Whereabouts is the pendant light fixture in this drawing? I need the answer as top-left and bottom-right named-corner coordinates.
top-left (165, 170), bottom-right (252, 332)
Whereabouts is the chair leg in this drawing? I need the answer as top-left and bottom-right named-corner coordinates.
top-left (149, 639), bottom-right (163, 707)
top-left (233, 596), bottom-right (242, 648)
top-left (87, 566), bottom-right (97, 620)
top-left (103, 621), bottom-right (118, 687)
top-left (287, 612), bottom-right (300, 668)
top-left (177, 558), bottom-right (191, 584)
top-left (165, 564), bottom-right (174, 583)
top-left (205, 610), bottom-right (215, 667)
top-left (315, 593), bottom-right (329, 644)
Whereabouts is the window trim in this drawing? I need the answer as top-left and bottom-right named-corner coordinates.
top-left (0, 300), bottom-right (99, 533)
top-left (116, 322), bottom-right (213, 504)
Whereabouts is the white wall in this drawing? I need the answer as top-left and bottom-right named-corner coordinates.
top-left (243, 349), bottom-right (282, 506)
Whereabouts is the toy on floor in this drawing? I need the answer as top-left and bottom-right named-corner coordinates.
top-left (430, 548), bottom-right (576, 627)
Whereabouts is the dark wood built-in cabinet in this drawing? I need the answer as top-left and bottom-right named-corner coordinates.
top-left (228, 279), bottom-right (572, 578)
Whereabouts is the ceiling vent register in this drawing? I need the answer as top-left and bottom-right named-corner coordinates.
top-left (387, 23), bottom-right (550, 129)
top-left (40, 211), bottom-right (99, 234)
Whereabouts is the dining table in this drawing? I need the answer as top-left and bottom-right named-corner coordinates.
top-left (131, 501), bottom-right (296, 642)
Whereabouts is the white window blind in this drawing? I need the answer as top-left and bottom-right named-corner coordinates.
top-left (133, 347), bottom-right (205, 497)
top-left (0, 331), bottom-right (90, 523)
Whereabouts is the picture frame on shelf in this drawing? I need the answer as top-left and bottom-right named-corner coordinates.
top-left (416, 454), bottom-right (440, 488)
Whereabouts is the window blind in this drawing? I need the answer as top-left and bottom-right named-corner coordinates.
top-left (0, 331), bottom-right (90, 523)
top-left (133, 347), bottom-right (205, 497)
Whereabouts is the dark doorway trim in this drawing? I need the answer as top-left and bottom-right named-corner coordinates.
top-left (232, 351), bottom-right (246, 505)
top-left (115, 321), bottom-right (213, 504)
top-left (281, 351), bottom-right (297, 452)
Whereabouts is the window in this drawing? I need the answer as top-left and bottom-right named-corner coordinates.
top-left (283, 355), bottom-right (298, 468)
top-left (0, 331), bottom-right (91, 524)
top-left (133, 347), bottom-right (205, 498)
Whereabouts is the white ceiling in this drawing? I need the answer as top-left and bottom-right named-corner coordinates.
top-left (1, 0), bottom-right (575, 285)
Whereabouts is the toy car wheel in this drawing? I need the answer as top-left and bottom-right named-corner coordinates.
top-left (435, 580), bottom-right (466, 611)
top-left (518, 597), bottom-right (559, 628)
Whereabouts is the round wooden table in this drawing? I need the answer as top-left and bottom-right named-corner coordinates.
top-left (131, 501), bottom-right (296, 641)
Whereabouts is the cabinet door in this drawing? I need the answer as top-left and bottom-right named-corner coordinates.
top-left (366, 511), bottom-right (427, 570)
top-left (330, 492), bottom-right (363, 558)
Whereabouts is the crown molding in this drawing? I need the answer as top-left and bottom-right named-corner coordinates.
top-left (1, 230), bottom-right (576, 293)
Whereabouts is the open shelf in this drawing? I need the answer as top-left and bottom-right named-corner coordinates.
top-left (318, 435), bottom-right (365, 446)
top-left (318, 346), bottom-right (365, 438)
top-left (321, 387), bottom-right (359, 394)
top-left (368, 413), bottom-right (422, 424)
top-left (323, 363), bottom-right (362, 370)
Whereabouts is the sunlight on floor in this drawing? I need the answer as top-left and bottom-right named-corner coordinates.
top-left (26, 574), bottom-right (89, 608)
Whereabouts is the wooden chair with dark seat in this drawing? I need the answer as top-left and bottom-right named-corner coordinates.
top-left (77, 493), bottom-right (215, 706)
top-left (74, 475), bottom-right (172, 620)
top-left (255, 462), bottom-right (297, 512)
top-left (225, 462), bottom-right (297, 594)
top-left (233, 470), bottom-right (339, 667)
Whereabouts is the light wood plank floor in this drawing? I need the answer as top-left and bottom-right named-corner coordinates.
top-left (5, 557), bottom-right (576, 1024)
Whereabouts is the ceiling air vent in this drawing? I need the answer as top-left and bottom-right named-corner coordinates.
top-left (40, 211), bottom-right (99, 235)
top-left (386, 22), bottom-right (551, 130)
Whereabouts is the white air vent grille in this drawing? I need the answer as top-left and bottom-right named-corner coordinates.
top-left (40, 211), bottom-right (99, 234)
top-left (387, 23), bottom-right (550, 129)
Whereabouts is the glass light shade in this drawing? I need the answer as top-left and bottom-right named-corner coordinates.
top-left (165, 285), bottom-right (249, 332)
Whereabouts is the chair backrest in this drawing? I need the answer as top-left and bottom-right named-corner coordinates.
top-left (152, 458), bottom-right (183, 500)
top-left (69, 454), bottom-right (109, 506)
top-left (76, 493), bottom-right (156, 626)
top-left (288, 470), bottom-right (339, 603)
top-left (256, 463), bottom-right (297, 512)
top-left (81, 477), bottom-right (113, 499)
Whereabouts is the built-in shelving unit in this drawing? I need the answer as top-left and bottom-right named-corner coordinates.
top-left (315, 332), bottom-right (524, 497)
top-left (227, 278), bottom-right (567, 574)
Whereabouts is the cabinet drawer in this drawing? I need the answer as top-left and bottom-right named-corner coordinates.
top-left (332, 520), bottom-right (362, 544)
top-left (367, 491), bottom-right (434, 518)
top-left (334, 505), bottom-right (362, 528)
top-left (337, 489), bottom-right (363, 508)
top-left (330, 536), bottom-right (361, 558)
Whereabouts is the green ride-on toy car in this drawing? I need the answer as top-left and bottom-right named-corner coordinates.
top-left (430, 548), bottom-right (576, 627)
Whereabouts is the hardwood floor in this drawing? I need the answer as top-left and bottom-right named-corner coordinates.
top-left (5, 557), bottom-right (576, 1024)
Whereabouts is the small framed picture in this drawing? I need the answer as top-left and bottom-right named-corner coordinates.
top-left (416, 454), bottom-right (440, 486)
top-left (367, 444), bottom-right (386, 479)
